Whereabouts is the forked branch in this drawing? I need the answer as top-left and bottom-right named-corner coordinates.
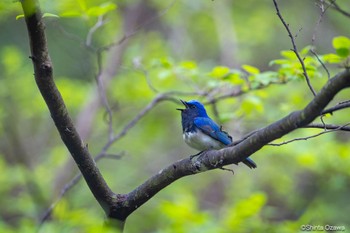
top-left (21, 0), bottom-right (350, 230)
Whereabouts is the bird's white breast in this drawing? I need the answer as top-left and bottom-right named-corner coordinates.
top-left (183, 130), bottom-right (224, 151)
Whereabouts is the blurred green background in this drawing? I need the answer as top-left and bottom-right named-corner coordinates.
top-left (1, 0), bottom-right (350, 232)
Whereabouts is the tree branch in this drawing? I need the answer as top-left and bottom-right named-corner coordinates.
top-left (21, 0), bottom-right (117, 220)
top-left (321, 100), bottom-right (350, 115)
top-left (269, 123), bottom-right (350, 146)
top-left (273, 0), bottom-right (317, 96)
top-left (328, 0), bottom-right (350, 18)
top-left (304, 123), bottom-right (350, 131)
top-left (109, 69), bottom-right (350, 220)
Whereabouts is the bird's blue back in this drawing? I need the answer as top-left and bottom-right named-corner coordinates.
top-left (178, 100), bottom-right (257, 169)
top-left (193, 117), bottom-right (232, 145)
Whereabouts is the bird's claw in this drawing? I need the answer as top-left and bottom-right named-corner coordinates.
top-left (190, 151), bottom-right (204, 160)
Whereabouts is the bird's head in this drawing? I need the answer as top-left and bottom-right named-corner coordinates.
top-left (177, 100), bottom-right (208, 117)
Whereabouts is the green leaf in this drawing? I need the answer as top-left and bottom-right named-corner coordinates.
top-left (60, 10), bottom-right (82, 18)
top-left (158, 70), bottom-right (172, 80)
top-left (300, 45), bottom-right (312, 56)
top-left (78, 0), bottom-right (88, 11)
top-left (280, 50), bottom-right (296, 60)
top-left (242, 64), bottom-right (260, 74)
top-left (322, 53), bottom-right (343, 64)
top-left (255, 71), bottom-right (278, 85)
top-left (335, 48), bottom-right (349, 58)
top-left (224, 192), bottom-right (266, 230)
top-left (241, 96), bottom-right (264, 114)
top-left (210, 66), bottom-right (230, 78)
top-left (159, 194), bottom-right (207, 225)
top-left (228, 73), bottom-right (244, 85)
top-left (87, 2), bottom-right (117, 17)
top-left (159, 57), bottom-right (173, 68)
top-left (16, 14), bottom-right (24, 20)
top-left (269, 59), bottom-right (288, 66)
top-left (297, 154), bottom-right (316, 166)
top-left (42, 13), bottom-right (60, 18)
top-left (180, 60), bottom-right (197, 70)
top-left (332, 36), bottom-right (350, 49)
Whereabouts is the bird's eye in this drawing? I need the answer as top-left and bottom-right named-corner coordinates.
top-left (190, 105), bottom-right (195, 109)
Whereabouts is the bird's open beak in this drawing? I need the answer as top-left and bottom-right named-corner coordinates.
top-left (176, 99), bottom-right (188, 111)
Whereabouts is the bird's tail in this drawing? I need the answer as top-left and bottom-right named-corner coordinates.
top-left (242, 157), bottom-right (257, 169)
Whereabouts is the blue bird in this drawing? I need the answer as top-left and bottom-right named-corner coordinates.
top-left (177, 100), bottom-right (257, 169)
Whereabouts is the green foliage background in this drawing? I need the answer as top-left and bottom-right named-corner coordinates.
top-left (0, 0), bottom-right (350, 232)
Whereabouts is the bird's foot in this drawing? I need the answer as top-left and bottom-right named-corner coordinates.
top-left (190, 151), bottom-right (202, 160)
top-left (219, 167), bottom-right (235, 175)
top-left (190, 151), bottom-right (204, 160)
top-left (190, 150), bottom-right (210, 160)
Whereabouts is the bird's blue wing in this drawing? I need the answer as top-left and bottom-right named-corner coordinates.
top-left (194, 117), bottom-right (232, 145)
top-left (194, 117), bottom-right (257, 169)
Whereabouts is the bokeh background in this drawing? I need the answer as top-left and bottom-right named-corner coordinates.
top-left (1, 0), bottom-right (350, 232)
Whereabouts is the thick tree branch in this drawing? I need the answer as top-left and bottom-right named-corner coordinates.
top-left (21, 0), bottom-right (117, 218)
top-left (110, 69), bottom-right (350, 220)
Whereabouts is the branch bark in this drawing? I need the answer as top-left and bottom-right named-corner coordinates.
top-left (21, 0), bottom-right (118, 223)
top-left (115, 69), bottom-right (350, 219)
top-left (22, 0), bottom-right (350, 230)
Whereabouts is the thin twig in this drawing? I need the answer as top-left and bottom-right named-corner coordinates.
top-left (321, 101), bottom-right (350, 115)
top-left (319, 114), bottom-right (327, 130)
top-left (132, 57), bottom-right (159, 93)
top-left (269, 123), bottom-right (350, 146)
top-left (93, 0), bottom-right (179, 142)
top-left (312, 0), bottom-right (329, 46)
top-left (95, 50), bottom-right (114, 141)
top-left (38, 152), bottom-right (124, 227)
top-left (86, 15), bottom-right (106, 47)
top-left (99, 0), bottom-right (178, 52)
top-left (206, 80), bottom-right (286, 105)
top-left (100, 91), bottom-right (201, 153)
top-left (310, 49), bottom-right (331, 80)
top-left (272, 0), bottom-right (317, 96)
top-left (310, 0), bottom-right (331, 80)
top-left (304, 123), bottom-right (350, 131)
top-left (330, 0), bottom-right (350, 18)
top-left (38, 173), bottom-right (81, 226)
